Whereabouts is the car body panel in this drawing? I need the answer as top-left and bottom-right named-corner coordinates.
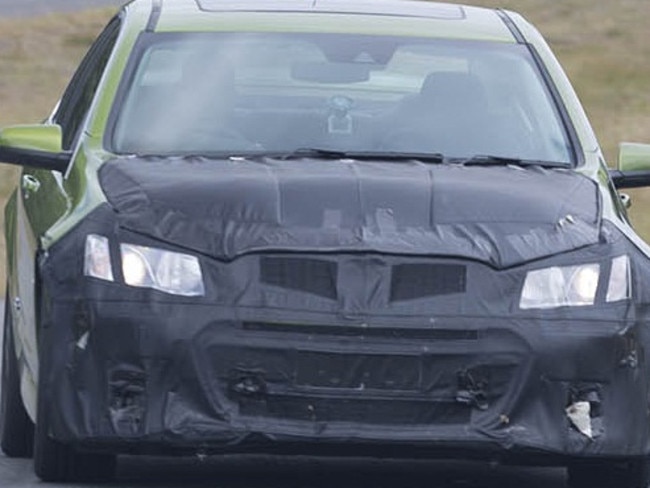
top-left (99, 157), bottom-right (601, 267)
top-left (155, 0), bottom-right (515, 41)
top-left (13, 193), bottom-right (39, 421)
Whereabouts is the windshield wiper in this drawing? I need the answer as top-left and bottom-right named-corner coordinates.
top-left (279, 147), bottom-right (349, 160)
top-left (459, 155), bottom-right (569, 168)
top-left (275, 147), bottom-right (446, 163)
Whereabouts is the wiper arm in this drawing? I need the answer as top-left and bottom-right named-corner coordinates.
top-left (277, 147), bottom-right (446, 164)
top-left (354, 150), bottom-right (445, 164)
top-left (279, 147), bottom-right (349, 160)
top-left (459, 155), bottom-right (568, 168)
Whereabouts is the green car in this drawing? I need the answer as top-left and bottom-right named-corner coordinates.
top-left (3, 0), bottom-right (650, 485)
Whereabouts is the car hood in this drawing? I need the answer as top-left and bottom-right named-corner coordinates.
top-left (99, 157), bottom-right (600, 268)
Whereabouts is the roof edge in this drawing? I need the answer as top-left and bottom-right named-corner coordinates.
top-left (146, 0), bottom-right (163, 32)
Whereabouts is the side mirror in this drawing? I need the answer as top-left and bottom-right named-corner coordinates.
top-left (609, 142), bottom-right (650, 189)
top-left (0, 124), bottom-right (71, 172)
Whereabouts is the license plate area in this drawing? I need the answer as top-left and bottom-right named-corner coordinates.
top-left (295, 351), bottom-right (421, 391)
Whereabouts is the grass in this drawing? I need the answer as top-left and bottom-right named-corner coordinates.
top-left (1, 2), bottom-right (650, 293)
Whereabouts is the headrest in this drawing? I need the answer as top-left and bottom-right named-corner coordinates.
top-left (419, 71), bottom-right (487, 109)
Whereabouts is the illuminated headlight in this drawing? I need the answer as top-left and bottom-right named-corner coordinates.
top-left (84, 234), bottom-right (114, 282)
top-left (120, 244), bottom-right (205, 297)
top-left (520, 256), bottom-right (632, 310)
top-left (520, 263), bottom-right (600, 309)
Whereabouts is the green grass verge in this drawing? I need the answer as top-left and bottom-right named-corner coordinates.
top-left (2, 2), bottom-right (650, 295)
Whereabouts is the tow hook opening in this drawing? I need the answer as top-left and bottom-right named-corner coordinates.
top-left (456, 368), bottom-right (489, 411)
top-left (566, 385), bottom-right (603, 440)
top-left (229, 369), bottom-right (268, 397)
top-left (108, 367), bottom-right (147, 436)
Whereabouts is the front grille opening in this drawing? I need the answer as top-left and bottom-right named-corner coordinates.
top-left (242, 322), bottom-right (479, 340)
top-left (239, 396), bottom-right (469, 425)
top-left (260, 257), bottom-right (338, 299)
top-left (390, 263), bottom-right (466, 302)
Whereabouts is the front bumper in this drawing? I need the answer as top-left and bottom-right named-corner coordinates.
top-left (39, 295), bottom-right (650, 461)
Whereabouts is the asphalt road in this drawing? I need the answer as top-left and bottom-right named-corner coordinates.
top-left (0, 454), bottom-right (569, 488)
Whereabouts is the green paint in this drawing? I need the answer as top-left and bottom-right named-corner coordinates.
top-left (0, 124), bottom-right (63, 153)
top-left (618, 143), bottom-right (650, 171)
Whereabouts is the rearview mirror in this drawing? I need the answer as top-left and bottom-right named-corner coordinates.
top-left (619, 142), bottom-right (650, 171)
top-left (609, 142), bottom-right (650, 189)
top-left (0, 124), bottom-right (70, 172)
top-left (291, 62), bottom-right (371, 84)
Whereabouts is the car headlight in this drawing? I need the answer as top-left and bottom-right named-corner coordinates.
top-left (606, 255), bottom-right (631, 303)
top-left (520, 256), bottom-right (632, 310)
top-left (84, 234), bottom-right (114, 282)
top-left (520, 263), bottom-right (600, 309)
top-left (120, 244), bottom-right (205, 296)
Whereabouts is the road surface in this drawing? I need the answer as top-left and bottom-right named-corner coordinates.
top-left (1, 451), bottom-right (568, 488)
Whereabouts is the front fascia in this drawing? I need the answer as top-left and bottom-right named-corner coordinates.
top-left (35, 207), bottom-right (650, 459)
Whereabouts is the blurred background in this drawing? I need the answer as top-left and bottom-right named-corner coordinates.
top-left (0, 0), bottom-right (649, 295)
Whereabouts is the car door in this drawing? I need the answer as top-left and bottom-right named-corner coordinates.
top-left (10, 16), bottom-right (121, 416)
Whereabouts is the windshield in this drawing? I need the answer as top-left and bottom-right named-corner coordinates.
top-left (111, 33), bottom-right (574, 164)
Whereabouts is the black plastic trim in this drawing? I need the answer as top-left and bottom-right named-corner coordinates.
top-left (495, 9), bottom-right (525, 44)
top-left (146, 0), bottom-right (163, 32)
top-left (0, 147), bottom-right (71, 172)
top-left (529, 47), bottom-right (584, 167)
top-left (609, 169), bottom-right (650, 189)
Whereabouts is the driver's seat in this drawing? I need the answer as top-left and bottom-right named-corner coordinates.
top-left (383, 71), bottom-right (494, 156)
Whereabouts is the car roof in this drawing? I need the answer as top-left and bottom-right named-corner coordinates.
top-left (195, 0), bottom-right (464, 18)
top-left (130, 0), bottom-right (517, 43)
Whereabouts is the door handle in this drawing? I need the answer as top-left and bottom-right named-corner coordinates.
top-left (22, 174), bottom-right (41, 197)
